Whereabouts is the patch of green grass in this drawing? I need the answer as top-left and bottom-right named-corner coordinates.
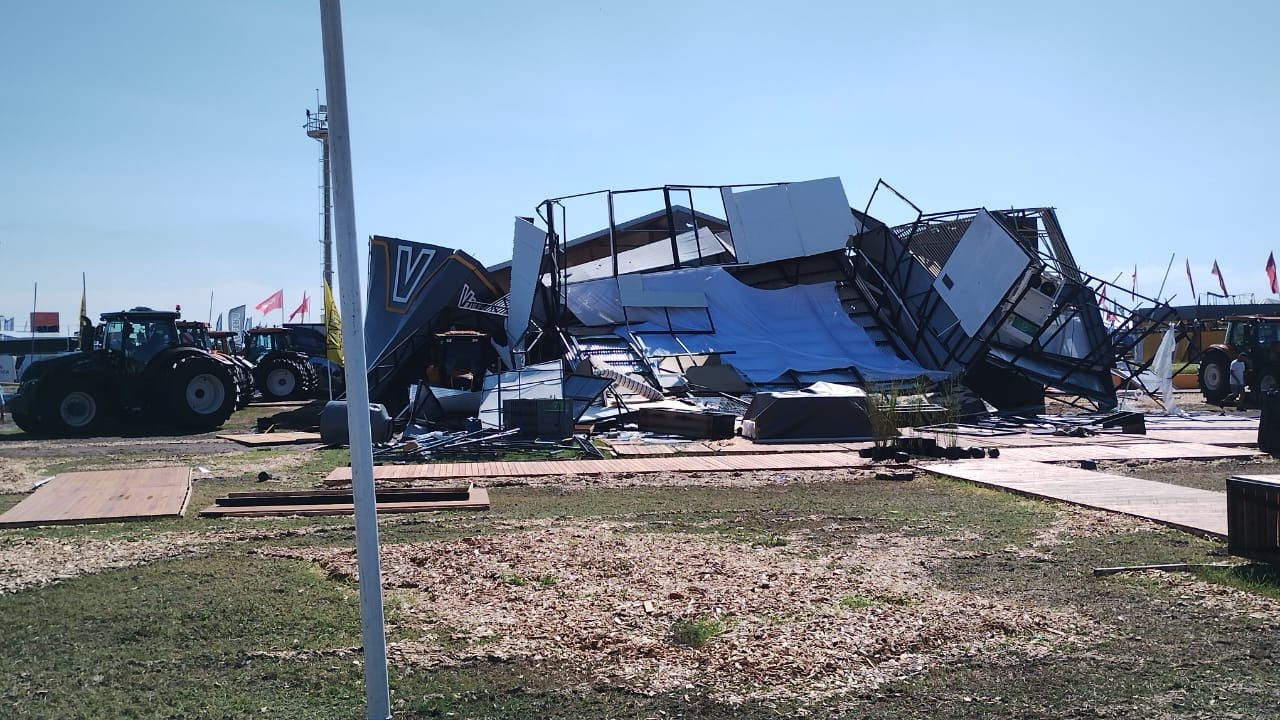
top-left (752, 533), bottom-right (789, 548)
top-left (670, 615), bottom-right (725, 648)
top-left (0, 551), bottom-right (369, 718)
top-left (839, 593), bottom-right (876, 610)
top-left (1191, 563), bottom-right (1280, 599)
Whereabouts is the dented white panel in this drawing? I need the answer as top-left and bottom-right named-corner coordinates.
top-left (505, 217), bottom-right (546, 351)
top-left (721, 177), bottom-right (860, 265)
top-left (933, 210), bottom-right (1033, 336)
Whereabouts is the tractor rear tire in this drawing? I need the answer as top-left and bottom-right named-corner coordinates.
top-left (11, 412), bottom-right (45, 435)
top-left (43, 381), bottom-right (104, 436)
top-left (167, 356), bottom-right (236, 430)
top-left (1199, 354), bottom-right (1230, 404)
top-left (258, 357), bottom-right (306, 401)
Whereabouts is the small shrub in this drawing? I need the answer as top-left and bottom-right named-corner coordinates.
top-left (537, 574), bottom-right (558, 588)
top-left (501, 573), bottom-right (528, 587)
top-left (752, 534), bottom-right (788, 548)
top-left (670, 615), bottom-right (724, 648)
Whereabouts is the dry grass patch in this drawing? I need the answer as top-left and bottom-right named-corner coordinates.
top-left (262, 520), bottom-right (1103, 704)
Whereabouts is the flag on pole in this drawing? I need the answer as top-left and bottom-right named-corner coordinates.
top-left (288, 292), bottom-right (310, 322)
top-left (1130, 265), bottom-right (1137, 302)
top-left (1099, 285), bottom-right (1115, 323)
top-left (1268, 253), bottom-right (1278, 295)
top-left (228, 305), bottom-right (246, 334)
top-left (1186, 259), bottom-right (1196, 300)
top-left (323, 280), bottom-right (344, 367)
top-left (255, 289), bottom-right (284, 315)
top-left (1211, 260), bottom-right (1228, 297)
top-left (78, 275), bottom-right (92, 351)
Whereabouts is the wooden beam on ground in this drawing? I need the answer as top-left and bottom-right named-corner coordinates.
top-left (200, 488), bottom-right (490, 518)
top-left (217, 431), bottom-right (323, 446)
top-left (0, 466), bottom-right (192, 528)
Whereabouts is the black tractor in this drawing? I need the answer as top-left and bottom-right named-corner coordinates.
top-left (6, 307), bottom-right (239, 436)
top-left (243, 327), bottom-right (321, 401)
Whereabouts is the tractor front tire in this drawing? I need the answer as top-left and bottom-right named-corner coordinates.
top-left (258, 357), bottom-right (305, 401)
top-left (167, 356), bottom-right (236, 431)
top-left (43, 381), bottom-right (105, 436)
top-left (1198, 354), bottom-right (1230, 404)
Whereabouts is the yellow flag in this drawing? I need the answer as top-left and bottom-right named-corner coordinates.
top-left (324, 280), bottom-right (345, 367)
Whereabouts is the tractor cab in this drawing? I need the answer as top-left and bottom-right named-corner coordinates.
top-left (244, 327), bottom-right (292, 364)
top-left (176, 321), bottom-right (212, 351)
top-left (99, 308), bottom-right (181, 370)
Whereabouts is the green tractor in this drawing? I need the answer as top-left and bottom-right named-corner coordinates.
top-left (1198, 315), bottom-right (1280, 404)
top-left (7, 307), bottom-right (239, 436)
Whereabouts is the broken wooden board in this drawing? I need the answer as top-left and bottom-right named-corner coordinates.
top-left (201, 487), bottom-right (490, 518)
top-left (0, 466), bottom-right (192, 528)
top-left (992, 441), bottom-right (1259, 463)
top-left (920, 459), bottom-right (1227, 538)
top-left (217, 431), bottom-right (323, 446)
top-left (325, 451), bottom-right (871, 483)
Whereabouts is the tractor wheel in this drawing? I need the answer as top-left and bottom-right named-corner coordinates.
top-left (258, 357), bottom-right (305, 401)
top-left (295, 358), bottom-right (320, 395)
top-left (166, 356), bottom-right (236, 430)
top-left (43, 381), bottom-right (104, 436)
top-left (1257, 369), bottom-right (1278, 395)
top-left (1198, 354), bottom-right (1230, 404)
top-left (11, 412), bottom-right (45, 435)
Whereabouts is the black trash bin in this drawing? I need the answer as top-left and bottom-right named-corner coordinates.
top-left (1258, 389), bottom-right (1280, 455)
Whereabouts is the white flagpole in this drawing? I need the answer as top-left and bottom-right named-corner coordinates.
top-left (319, 2), bottom-right (391, 718)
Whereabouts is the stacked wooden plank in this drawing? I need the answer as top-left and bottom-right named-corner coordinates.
top-left (200, 484), bottom-right (489, 518)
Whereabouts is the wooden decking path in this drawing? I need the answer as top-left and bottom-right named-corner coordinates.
top-left (0, 466), bottom-right (192, 528)
top-left (993, 441), bottom-right (1259, 463)
top-left (921, 459), bottom-right (1228, 537)
top-left (326, 451), bottom-right (872, 482)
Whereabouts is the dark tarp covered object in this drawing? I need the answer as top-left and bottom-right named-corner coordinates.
top-left (742, 382), bottom-right (872, 443)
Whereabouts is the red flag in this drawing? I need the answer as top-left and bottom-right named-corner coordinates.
top-left (1130, 265), bottom-right (1137, 302)
top-left (1210, 260), bottom-right (1228, 297)
top-left (1268, 253), bottom-right (1278, 295)
top-left (255, 289), bottom-right (284, 315)
top-left (1099, 286), bottom-right (1115, 323)
top-left (1186, 259), bottom-right (1196, 300)
top-left (288, 292), bottom-right (310, 322)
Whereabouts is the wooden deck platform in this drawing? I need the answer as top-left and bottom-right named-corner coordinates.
top-left (0, 466), bottom-right (192, 528)
top-left (993, 441), bottom-right (1259, 463)
top-left (326, 451), bottom-right (873, 483)
top-left (921, 459), bottom-right (1228, 537)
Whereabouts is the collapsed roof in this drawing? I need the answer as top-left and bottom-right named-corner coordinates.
top-left (361, 176), bottom-right (1173, 417)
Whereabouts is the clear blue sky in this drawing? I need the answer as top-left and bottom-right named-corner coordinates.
top-left (3, 0), bottom-right (1277, 332)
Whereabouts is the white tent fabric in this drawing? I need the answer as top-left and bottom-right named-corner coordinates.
top-left (566, 266), bottom-right (946, 383)
top-left (1152, 324), bottom-right (1184, 415)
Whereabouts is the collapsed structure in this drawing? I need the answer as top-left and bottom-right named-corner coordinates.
top-left (359, 177), bottom-right (1173, 439)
